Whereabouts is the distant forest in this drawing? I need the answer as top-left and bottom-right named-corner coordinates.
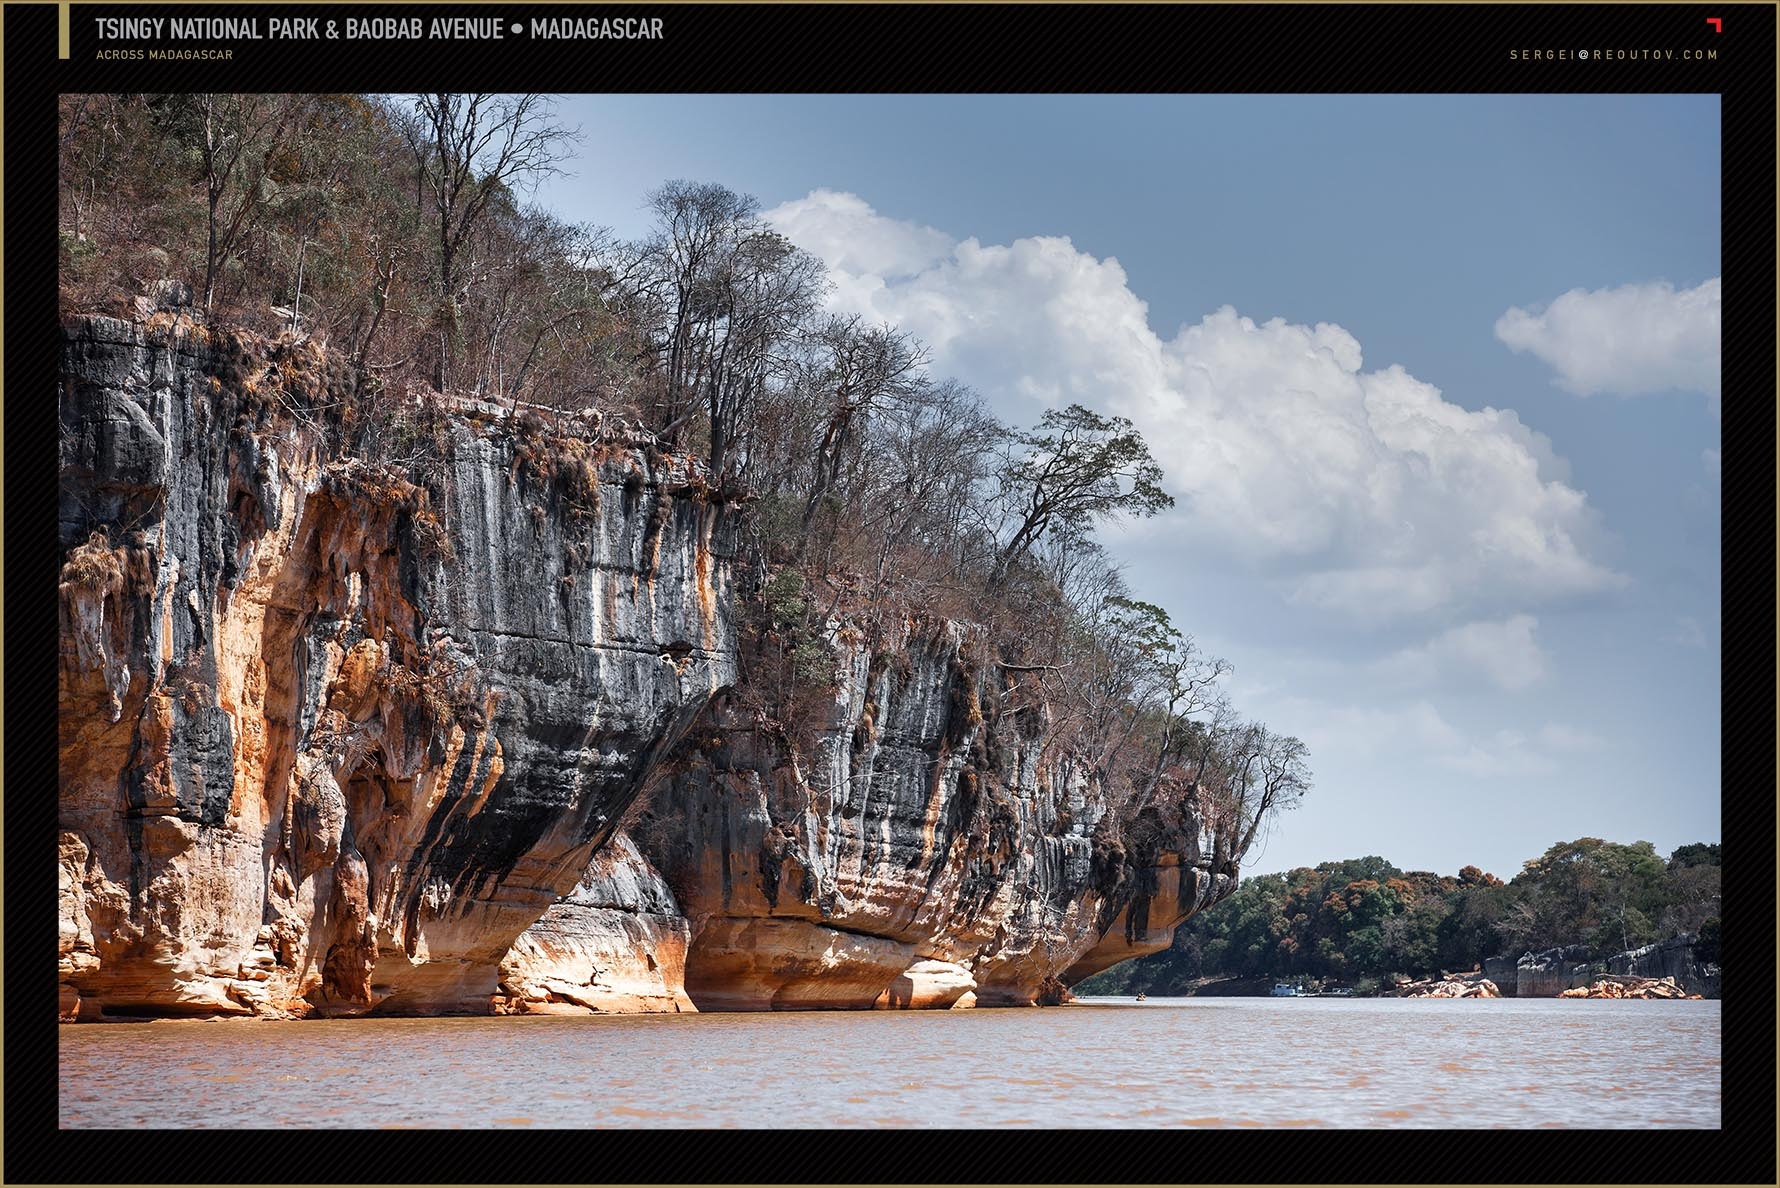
top-left (1080, 837), bottom-right (1721, 996)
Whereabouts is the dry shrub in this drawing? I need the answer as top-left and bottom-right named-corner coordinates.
top-left (60, 531), bottom-right (123, 594)
top-left (324, 460), bottom-right (455, 565)
top-left (510, 419), bottom-right (616, 532)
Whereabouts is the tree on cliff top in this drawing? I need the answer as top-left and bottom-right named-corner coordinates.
top-left (632, 180), bottom-right (827, 477)
top-left (989, 404), bottom-right (1173, 590)
top-left (1094, 596), bottom-right (1231, 808)
top-left (1206, 724), bottom-right (1311, 873)
top-left (406, 93), bottom-right (580, 390)
top-left (151, 93), bottom-right (311, 312)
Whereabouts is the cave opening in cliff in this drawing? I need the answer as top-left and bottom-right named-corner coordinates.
top-left (342, 760), bottom-right (400, 912)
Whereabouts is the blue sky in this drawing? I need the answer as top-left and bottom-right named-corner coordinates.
top-left (536, 95), bottom-right (1721, 881)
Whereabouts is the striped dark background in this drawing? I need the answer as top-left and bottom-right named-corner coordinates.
top-left (8, 1), bottom-right (1771, 1178)
top-left (15, 3), bottom-right (1773, 91)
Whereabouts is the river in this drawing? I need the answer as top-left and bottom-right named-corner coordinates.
top-left (59, 996), bottom-right (1720, 1128)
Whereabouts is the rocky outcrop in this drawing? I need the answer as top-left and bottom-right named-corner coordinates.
top-left (1482, 955), bottom-right (1520, 996)
top-left (1395, 976), bottom-right (1501, 999)
top-left (1558, 976), bottom-right (1701, 1000)
top-left (629, 620), bottom-right (1232, 1010)
top-left (1489, 937), bottom-right (1720, 1001)
top-left (58, 313), bottom-right (1237, 1019)
top-left (1514, 945), bottom-right (1593, 998)
top-left (58, 314), bottom-right (735, 1019)
top-left (876, 960), bottom-right (978, 1010)
top-left (1607, 934), bottom-right (1719, 998)
top-left (492, 833), bottom-right (694, 1014)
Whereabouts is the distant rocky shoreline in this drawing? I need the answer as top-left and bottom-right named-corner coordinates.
top-left (1484, 935), bottom-right (1720, 999)
top-left (1139, 931), bottom-right (1720, 1001)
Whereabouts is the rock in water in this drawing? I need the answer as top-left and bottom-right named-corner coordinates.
top-left (877, 960), bottom-right (978, 1010)
top-left (492, 833), bottom-right (695, 1014)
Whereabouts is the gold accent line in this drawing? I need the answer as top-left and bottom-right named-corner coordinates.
top-left (59, 1), bottom-right (71, 58)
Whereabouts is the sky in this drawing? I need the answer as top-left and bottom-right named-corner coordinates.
top-left (535, 94), bottom-right (1722, 882)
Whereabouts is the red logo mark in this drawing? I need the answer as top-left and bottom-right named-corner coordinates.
top-left (1706, 17), bottom-right (1722, 32)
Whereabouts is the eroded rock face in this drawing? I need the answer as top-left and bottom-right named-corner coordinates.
top-left (1515, 945), bottom-right (1593, 999)
top-left (493, 833), bottom-right (694, 1014)
top-left (58, 315), bottom-right (736, 1019)
top-left (629, 619), bottom-right (1234, 1010)
top-left (1483, 955), bottom-right (1520, 996)
top-left (1607, 935), bottom-right (1719, 998)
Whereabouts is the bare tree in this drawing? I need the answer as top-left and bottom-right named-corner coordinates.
top-left (632, 181), bottom-right (825, 476)
top-left (856, 378), bottom-right (1003, 595)
top-left (407, 94), bottom-right (579, 389)
top-left (173, 94), bottom-right (308, 311)
top-left (636, 180), bottom-right (756, 439)
top-left (798, 316), bottom-right (928, 551)
top-left (704, 229), bottom-right (825, 480)
top-left (1212, 724), bottom-right (1310, 869)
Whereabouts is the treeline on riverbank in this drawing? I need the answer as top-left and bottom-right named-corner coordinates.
top-left (1078, 838), bottom-right (1720, 996)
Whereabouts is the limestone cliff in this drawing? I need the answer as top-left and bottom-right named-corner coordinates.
top-left (622, 619), bottom-right (1233, 1009)
top-left (1607, 934), bottom-right (1720, 998)
top-left (58, 312), bottom-right (1236, 1019)
top-left (58, 313), bottom-right (735, 1019)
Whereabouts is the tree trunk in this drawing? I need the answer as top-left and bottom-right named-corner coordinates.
top-left (291, 236), bottom-right (307, 333)
top-left (204, 187), bottom-right (221, 311)
top-left (435, 215), bottom-right (457, 391)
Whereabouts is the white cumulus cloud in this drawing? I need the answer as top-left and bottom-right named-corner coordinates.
top-left (767, 189), bottom-right (1623, 619)
top-left (765, 188), bottom-right (953, 281)
top-left (1380, 615), bottom-right (1549, 691)
top-left (1494, 277), bottom-right (1720, 409)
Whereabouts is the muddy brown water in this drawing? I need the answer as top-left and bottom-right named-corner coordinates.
top-left (59, 996), bottom-right (1719, 1128)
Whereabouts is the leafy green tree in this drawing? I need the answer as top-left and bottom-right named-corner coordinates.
top-left (1509, 837), bottom-right (1667, 953)
top-left (1097, 596), bottom-right (1229, 807)
top-left (1345, 926), bottom-right (1388, 974)
top-left (1658, 862), bottom-right (1721, 938)
top-left (1668, 842), bottom-right (1721, 869)
top-left (990, 404), bottom-right (1173, 589)
top-left (1592, 840), bottom-right (1667, 953)
top-left (1437, 879), bottom-right (1508, 969)
top-left (1081, 836), bottom-right (1723, 995)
